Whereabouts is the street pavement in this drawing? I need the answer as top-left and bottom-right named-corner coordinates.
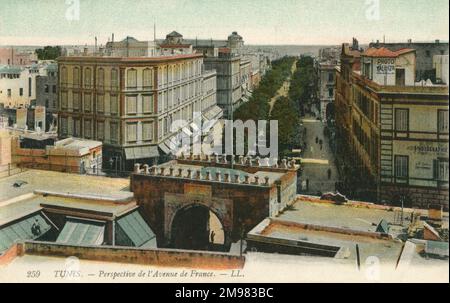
top-left (298, 115), bottom-right (339, 195)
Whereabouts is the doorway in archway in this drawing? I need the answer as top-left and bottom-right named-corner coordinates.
top-left (171, 204), bottom-right (225, 251)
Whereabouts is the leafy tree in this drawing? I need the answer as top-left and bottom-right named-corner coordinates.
top-left (270, 96), bottom-right (299, 154)
top-left (233, 56), bottom-right (299, 157)
top-left (35, 46), bottom-right (62, 60)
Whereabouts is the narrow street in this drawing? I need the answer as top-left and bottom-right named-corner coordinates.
top-left (298, 115), bottom-right (339, 195)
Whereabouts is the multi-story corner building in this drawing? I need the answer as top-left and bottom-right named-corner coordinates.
top-left (369, 39), bottom-right (449, 82)
top-left (335, 42), bottom-right (449, 209)
top-left (36, 62), bottom-right (58, 131)
top-left (57, 52), bottom-right (222, 171)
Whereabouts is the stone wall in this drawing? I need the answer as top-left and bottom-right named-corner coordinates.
top-left (22, 241), bottom-right (245, 269)
top-left (381, 184), bottom-right (449, 211)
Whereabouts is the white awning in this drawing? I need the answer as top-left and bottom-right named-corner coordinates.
top-left (181, 126), bottom-right (192, 137)
top-left (203, 105), bottom-right (223, 121)
top-left (158, 142), bottom-right (171, 154)
top-left (124, 145), bottom-right (159, 160)
top-left (190, 121), bottom-right (201, 133)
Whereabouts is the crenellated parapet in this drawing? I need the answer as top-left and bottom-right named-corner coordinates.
top-left (132, 161), bottom-right (285, 187)
top-left (173, 153), bottom-right (299, 172)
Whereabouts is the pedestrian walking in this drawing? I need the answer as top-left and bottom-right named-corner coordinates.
top-left (31, 219), bottom-right (41, 236)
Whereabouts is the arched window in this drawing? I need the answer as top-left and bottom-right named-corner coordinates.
top-left (127, 68), bottom-right (137, 88)
top-left (84, 67), bottom-right (92, 88)
top-left (73, 67), bottom-right (80, 87)
top-left (175, 65), bottom-right (180, 82)
top-left (97, 68), bottom-right (105, 89)
top-left (143, 68), bottom-right (153, 88)
top-left (111, 68), bottom-right (118, 89)
top-left (168, 65), bottom-right (173, 83)
top-left (61, 66), bottom-right (68, 85)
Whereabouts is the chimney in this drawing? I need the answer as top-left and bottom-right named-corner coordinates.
top-left (112, 33), bottom-right (115, 43)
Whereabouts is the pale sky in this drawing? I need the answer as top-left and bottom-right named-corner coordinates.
top-left (0, 0), bottom-right (448, 46)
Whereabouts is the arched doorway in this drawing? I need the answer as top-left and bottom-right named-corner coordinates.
top-left (171, 204), bottom-right (225, 251)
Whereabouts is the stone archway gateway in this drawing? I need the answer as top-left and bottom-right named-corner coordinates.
top-left (164, 189), bottom-right (233, 250)
top-left (170, 203), bottom-right (226, 250)
top-left (130, 157), bottom-right (299, 252)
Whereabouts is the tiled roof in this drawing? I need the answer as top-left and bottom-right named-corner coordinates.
top-left (363, 47), bottom-right (415, 58)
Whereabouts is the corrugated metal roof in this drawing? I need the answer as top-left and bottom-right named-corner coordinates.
top-left (0, 213), bottom-right (51, 252)
top-left (56, 219), bottom-right (105, 246)
top-left (116, 210), bottom-right (156, 248)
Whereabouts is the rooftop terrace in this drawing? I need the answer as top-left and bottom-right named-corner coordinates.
top-left (0, 170), bottom-right (132, 203)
